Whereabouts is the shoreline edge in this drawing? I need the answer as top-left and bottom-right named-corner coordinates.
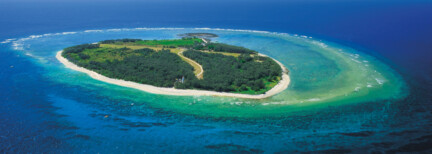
top-left (56, 50), bottom-right (290, 99)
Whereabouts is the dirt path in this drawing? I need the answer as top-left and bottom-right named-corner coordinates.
top-left (200, 38), bottom-right (208, 44)
top-left (177, 49), bottom-right (204, 79)
top-left (57, 50), bottom-right (290, 99)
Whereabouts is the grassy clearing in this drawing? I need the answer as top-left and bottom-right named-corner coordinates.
top-left (64, 38), bottom-right (283, 94)
top-left (100, 44), bottom-right (182, 53)
top-left (100, 44), bottom-right (158, 51)
top-left (76, 48), bottom-right (141, 62)
top-left (135, 38), bottom-right (203, 46)
top-left (100, 43), bottom-right (203, 79)
top-left (201, 50), bottom-right (241, 57)
top-left (96, 42), bottom-right (272, 88)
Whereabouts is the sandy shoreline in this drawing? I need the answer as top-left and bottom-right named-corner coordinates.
top-left (56, 50), bottom-right (290, 99)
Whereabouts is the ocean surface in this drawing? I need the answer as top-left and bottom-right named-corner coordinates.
top-left (1, 1), bottom-right (431, 153)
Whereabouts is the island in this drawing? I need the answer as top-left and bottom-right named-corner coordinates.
top-left (56, 36), bottom-right (290, 99)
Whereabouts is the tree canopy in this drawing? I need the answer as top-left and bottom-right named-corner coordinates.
top-left (62, 38), bottom-right (283, 94)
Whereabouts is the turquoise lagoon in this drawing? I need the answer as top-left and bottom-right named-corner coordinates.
top-left (6, 28), bottom-right (408, 118)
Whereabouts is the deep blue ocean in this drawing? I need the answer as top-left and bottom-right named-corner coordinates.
top-left (1, 0), bottom-right (432, 153)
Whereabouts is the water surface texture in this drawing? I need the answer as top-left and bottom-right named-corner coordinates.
top-left (7, 28), bottom-right (407, 117)
top-left (1, 28), bottom-right (423, 153)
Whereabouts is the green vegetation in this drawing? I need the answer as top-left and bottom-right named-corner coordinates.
top-left (62, 38), bottom-right (283, 94)
top-left (205, 43), bottom-right (257, 54)
top-left (100, 38), bottom-right (204, 48)
top-left (182, 50), bottom-right (281, 93)
top-left (63, 46), bottom-right (195, 87)
top-left (136, 38), bottom-right (203, 47)
top-left (178, 33), bottom-right (219, 38)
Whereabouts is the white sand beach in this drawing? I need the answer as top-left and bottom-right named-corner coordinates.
top-left (56, 50), bottom-right (290, 99)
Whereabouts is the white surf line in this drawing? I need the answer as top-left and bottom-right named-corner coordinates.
top-left (56, 50), bottom-right (290, 99)
top-left (177, 49), bottom-right (204, 79)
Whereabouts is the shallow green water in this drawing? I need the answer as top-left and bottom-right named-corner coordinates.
top-left (10, 28), bottom-right (408, 118)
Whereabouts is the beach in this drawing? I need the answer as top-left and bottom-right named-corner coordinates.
top-left (56, 50), bottom-right (290, 99)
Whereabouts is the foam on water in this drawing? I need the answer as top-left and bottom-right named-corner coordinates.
top-left (4, 28), bottom-right (408, 117)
